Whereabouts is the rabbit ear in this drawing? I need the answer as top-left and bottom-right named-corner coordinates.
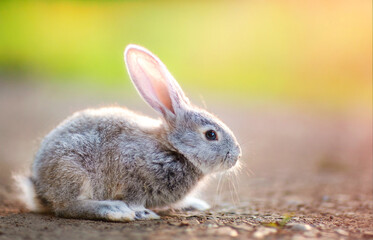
top-left (124, 44), bottom-right (190, 118)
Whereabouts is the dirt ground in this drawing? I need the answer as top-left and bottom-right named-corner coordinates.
top-left (0, 82), bottom-right (372, 240)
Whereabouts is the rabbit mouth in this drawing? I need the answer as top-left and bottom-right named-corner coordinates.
top-left (223, 151), bottom-right (230, 162)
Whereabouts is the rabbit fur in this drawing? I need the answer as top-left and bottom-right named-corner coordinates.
top-left (17, 44), bottom-right (241, 221)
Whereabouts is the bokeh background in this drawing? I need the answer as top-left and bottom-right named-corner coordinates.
top-left (0, 0), bottom-right (371, 209)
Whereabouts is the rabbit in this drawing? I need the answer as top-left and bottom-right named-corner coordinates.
top-left (16, 44), bottom-right (242, 222)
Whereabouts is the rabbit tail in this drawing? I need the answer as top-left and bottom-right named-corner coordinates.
top-left (14, 175), bottom-right (48, 212)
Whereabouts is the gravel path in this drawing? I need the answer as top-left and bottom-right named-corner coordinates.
top-left (0, 82), bottom-right (371, 239)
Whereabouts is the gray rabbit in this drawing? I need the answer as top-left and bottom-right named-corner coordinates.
top-left (17, 44), bottom-right (241, 221)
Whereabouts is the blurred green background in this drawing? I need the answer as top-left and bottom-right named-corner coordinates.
top-left (0, 0), bottom-right (371, 108)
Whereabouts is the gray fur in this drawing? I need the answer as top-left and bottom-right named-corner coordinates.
top-left (24, 44), bottom-right (241, 221)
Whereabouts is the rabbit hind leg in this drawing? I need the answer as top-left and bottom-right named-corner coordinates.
top-left (129, 205), bottom-right (160, 220)
top-left (54, 200), bottom-right (136, 222)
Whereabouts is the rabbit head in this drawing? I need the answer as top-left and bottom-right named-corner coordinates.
top-left (125, 44), bottom-right (241, 174)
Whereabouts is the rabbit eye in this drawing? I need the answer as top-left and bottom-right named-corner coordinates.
top-left (205, 130), bottom-right (218, 141)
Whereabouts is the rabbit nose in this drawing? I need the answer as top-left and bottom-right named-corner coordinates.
top-left (226, 150), bottom-right (239, 160)
top-left (236, 145), bottom-right (242, 158)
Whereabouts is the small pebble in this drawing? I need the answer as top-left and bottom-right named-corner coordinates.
top-left (291, 235), bottom-right (308, 240)
top-left (288, 223), bottom-right (313, 231)
top-left (335, 229), bottom-right (349, 236)
top-left (321, 232), bottom-right (339, 239)
top-left (209, 227), bottom-right (238, 237)
top-left (203, 220), bottom-right (219, 228)
top-left (253, 227), bottom-right (277, 239)
top-left (232, 224), bottom-right (254, 231)
top-left (303, 230), bottom-right (320, 238)
top-left (179, 221), bottom-right (189, 226)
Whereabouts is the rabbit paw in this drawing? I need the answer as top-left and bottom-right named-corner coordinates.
top-left (177, 196), bottom-right (210, 211)
top-left (130, 206), bottom-right (160, 220)
top-left (98, 201), bottom-right (136, 222)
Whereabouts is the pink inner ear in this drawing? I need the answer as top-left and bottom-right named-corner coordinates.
top-left (137, 57), bottom-right (174, 113)
top-left (127, 49), bottom-right (174, 114)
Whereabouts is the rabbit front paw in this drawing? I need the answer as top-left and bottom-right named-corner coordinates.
top-left (177, 196), bottom-right (211, 211)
